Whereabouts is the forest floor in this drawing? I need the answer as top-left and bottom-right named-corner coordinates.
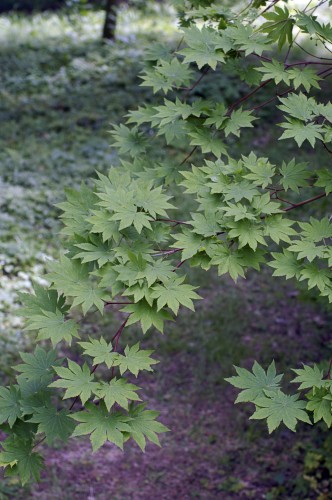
top-left (0, 6), bottom-right (331, 500)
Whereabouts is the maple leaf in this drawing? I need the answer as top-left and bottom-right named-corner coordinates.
top-left (0, 437), bottom-right (44, 485)
top-left (28, 406), bottom-right (75, 445)
top-left (291, 364), bottom-right (325, 392)
top-left (224, 108), bottom-right (256, 137)
top-left (71, 402), bottom-right (131, 451)
top-left (225, 361), bottom-right (283, 403)
top-left (121, 300), bottom-right (173, 333)
top-left (150, 276), bottom-right (201, 315)
top-left (25, 309), bottom-right (80, 347)
top-left (250, 390), bottom-right (311, 433)
top-left (125, 403), bottom-right (169, 451)
top-left (15, 348), bottom-right (62, 385)
top-left (49, 361), bottom-right (99, 405)
top-left (114, 343), bottom-right (158, 377)
top-left (94, 378), bottom-right (141, 411)
top-left (78, 337), bottom-right (119, 369)
top-left (0, 387), bottom-right (21, 428)
top-left (306, 389), bottom-right (332, 427)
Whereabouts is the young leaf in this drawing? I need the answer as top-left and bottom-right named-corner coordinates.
top-left (114, 343), bottom-right (158, 377)
top-left (125, 403), bottom-right (169, 451)
top-left (94, 378), bottom-right (141, 411)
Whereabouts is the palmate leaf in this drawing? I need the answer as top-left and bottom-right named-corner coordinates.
top-left (288, 67), bottom-right (321, 92)
top-left (278, 93), bottom-right (318, 122)
top-left (225, 24), bottom-right (269, 56)
top-left (225, 361), bottom-right (283, 403)
top-left (15, 347), bottom-right (62, 385)
top-left (28, 406), bottom-right (75, 445)
top-left (228, 220), bottom-right (266, 250)
top-left (94, 378), bottom-right (141, 411)
top-left (125, 403), bottom-right (169, 452)
top-left (114, 343), bottom-right (158, 377)
top-left (150, 276), bottom-right (201, 315)
top-left (18, 283), bottom-right (68, 318)
top-left (78, 336), bottom-right (118, 369)
top-left (0, 437), bottom-right (44, 485)
top-left (279, 118), bottom-right (324, 147)
top-left (47, 255), bottom-right (108, 314)
top-left (255, 59), bottom-right (291, 85)
top-left (209, 246), bottom-right (246, 281)
top-left (291, 364), bottom-right (325, 392)
top-left (0, 387), bottom-right (21, 428)
top-left (179, 25), bottom-right (226, 70)
top-left (306, 389), bottom-right (332, 427)
top-left (279, 158), bottom-right (309, 192)
top-left (261, 6), bottom-right (294, 50)
top-left (171, 229), bottom-right (206, 261)
top-left (49, 360), bottom-right (99, 405)
top-left (299, 217), bottom-right (332, 242)
top-left (188, 128), bottom-right (227, 157)
top-left (268, 250), bottom-right (303, 280)
top-left (121, 300), bottom-right (173, 334)
top-left (224, 108), bottom-right (256, 137)
top-left (250, 390), bottom-right (311, 433)
top-left (71, 402), bottom-right (131, 451)
top-left (25, 309), bottom-right (80, 347)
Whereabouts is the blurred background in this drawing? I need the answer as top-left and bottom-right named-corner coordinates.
top-left (0, 1), bottom-right (331, 498)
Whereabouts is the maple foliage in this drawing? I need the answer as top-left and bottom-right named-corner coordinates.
top-left (1, 0), bottom-right (332, 483)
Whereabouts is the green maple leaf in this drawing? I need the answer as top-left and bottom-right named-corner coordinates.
top-left (28, 406), bottom-right (75, 445)
top-left (221, 202), bottom-right (256, 222)
top-left (49, 360), bottom-right (99, 405)
top-left (299, 217), bottom-right (332, 242)
top-left (57, 184), bottom-right (97, 238)
top-left (150, 276), bottom-right (201, 315)
top-left (15, 347), bottom-right (62, 385)
top-left (125, 403), bottom-right (169, 451)
top-left (288, 240), bottom-right (326, 262)
top-left (224, 108), bottom-right (256, 137)
top-left (122, 300), bottom-right (173, 333)
top-left (204, 103), bottom-right (227, 129)
top-left (264, 216), bottom-right (297, 244)
top-left (47, 255), bottom-right (108, 314)
top-left (25, 309), bottom-right (80, 347)
top-left (94, 378), bottom-right (141, 411)
top-left (278, 93), bottom-right (318, 122)
top-left (0, 436), bottom-right (43, 485)
top-left (268, 250), bottom-right (303, 279)
top-left (226, 24), bottom-right (269, 55)
top-left (78, 337), bottom-right (119, 369)
top-left (228, 220), bottom-right (266, 250)
top-left (255, 59), bottom-right (291, 84)
top-left (179, 25), bottom-right (226, 69)
top-left (261, 6), bottom-right (294, 50)
top-left (126, 105), bottom-right (157, 125)
top-left (300, 264), bottom-right (332, 293)
top-left (0, 387), bottom-right (21, 428)
top-left (74, 239), bottom-right (114, 267)
top-left (291, 364), bottom-right (325, 392)
top-left (114, 343), bottom-right (158, 377)
top-left (110, 124), bottom-right (146, 157)
top-left (171, 229), bottom-right (206, 260)
top-left (190, 212), bottom-right (221, 237)
top-left (279, 158), bottom-right (309, 192)
top-left (157, 58), bottom-right (193, 89)
top-left (138, 260), bottom-right (174, 287)
top-left (306, 389), bottom-right (332, 427)
top-left (288, 67), bottom-right (321, 92)
top-left (242, 152), bottom-right (276, 189)
top-left (71, 402), bottom-right (131, 451)
top-left (189, 128), bottom-right (227, 157)
top-left (19, 283), bottom-right (68, 318)
top-left (250, 390), bottom-right (311, 432)
top-left (86, 208), bottom-right (121, 243)
top-left (279, 118), bottom-right (324, 147)
top-left (223, 181), bottom-right (259, 202)
top-left (225, 361), bottom-right (283, 403)
top-left (18, 378), bottom-right (52, 417)
top-left (209, 246), bottom-right (246, 281)
top-left (315, 168), bottom-right (332, 195)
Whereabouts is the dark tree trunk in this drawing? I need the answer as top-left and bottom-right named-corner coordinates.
top-left (102, 0), bottom-right (121, 40)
